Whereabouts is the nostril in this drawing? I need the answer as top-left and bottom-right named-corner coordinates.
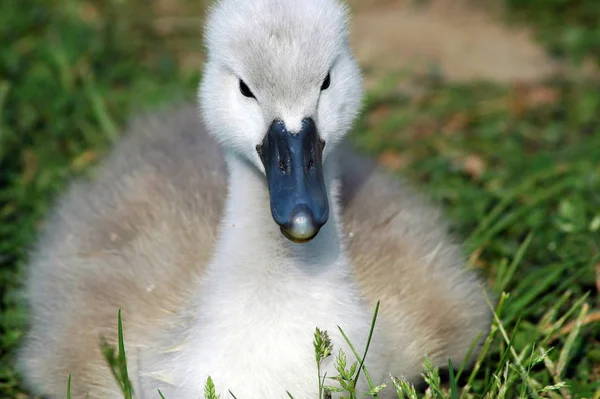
top-left (278, 158), bottom-right (287, 173)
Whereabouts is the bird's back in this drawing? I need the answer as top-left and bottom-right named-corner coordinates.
top-left (19, 105), bottom-right (227, 396)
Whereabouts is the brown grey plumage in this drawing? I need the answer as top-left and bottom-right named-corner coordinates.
top-left (19, 104), bottom-right (490, 397)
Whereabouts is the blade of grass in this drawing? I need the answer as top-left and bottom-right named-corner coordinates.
top-left (336, 301), bottom-right (380, 393)
top-left (538, 290), bottom-right (572, 329)
top-left (471, 177), bottom-right (575, 250)
top-left (467, 167), bottom-right (569, 246)
top-left (485, 293), bottom-right (541, 398)
top-left (461, 292), bottom-right (506, 399)
top-left (117, 308), bottom-right (133, 399)
top-left (556, 302), bottom-right (589, 376)
top-left (337, 326), bottom-right (375, 392)
top-left (482, 318), bottom-right (520, 398)
top-left (354, 300), bottom-right (380, 392)
top-left (455, 332), bottom-right (482, 382)
top-left (505, 261), bottom-right (574, 324)
top-left (81, 73), bottom-right (119, 142)
top-left (497, 232), bottom-right (533, 292)
top-left (542, 293), bottom-right (589, 345)
top-left (67, 373), bottom-right (72, 399)
top-left (448, 359), bottom-right (459, 399)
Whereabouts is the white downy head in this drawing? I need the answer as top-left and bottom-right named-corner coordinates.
top-left (198, 0), bottom-right (363, 242)
top-left (199, 0), bottom-right (363, 166)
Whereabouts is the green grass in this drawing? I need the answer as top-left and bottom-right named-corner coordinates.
top-left (1, 1), bottom-right (198, 396)
top-left (503, 0), bottom-right (600, 65)
top-left (1, 0), bottom-right (599, 398)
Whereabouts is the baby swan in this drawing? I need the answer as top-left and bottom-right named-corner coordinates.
top-left (19, 0), bottom-right (491, 397)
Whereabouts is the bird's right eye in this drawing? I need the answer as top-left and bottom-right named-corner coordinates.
top-left (320, 73), bottom-right (331, 91)
top-left (239, 79), bottom-right (255, 98)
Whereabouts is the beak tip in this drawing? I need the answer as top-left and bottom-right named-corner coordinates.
top-left (279, 206), bottom-right (327, 244)
top-left (280, 226), bottom-right (319, 243)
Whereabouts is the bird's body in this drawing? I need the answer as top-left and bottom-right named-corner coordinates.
top-left (18, 0), bottom-right (491, 397)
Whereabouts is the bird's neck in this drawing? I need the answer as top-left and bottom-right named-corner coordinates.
top-left (152, 152), bottom-right (379, 399)
top-left (209, 151), bottom-right (347, 276)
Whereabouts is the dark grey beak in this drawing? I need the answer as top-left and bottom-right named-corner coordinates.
top-left (257, 118), bottom-right (329, 243)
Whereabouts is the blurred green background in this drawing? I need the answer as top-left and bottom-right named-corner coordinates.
top-left (1, 0), bottom-right (599, 397)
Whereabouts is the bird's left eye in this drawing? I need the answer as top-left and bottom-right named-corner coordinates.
top-left (320, 73), bottom-right (331, 91)
top-left (239, 79), bottom-right (255, 98)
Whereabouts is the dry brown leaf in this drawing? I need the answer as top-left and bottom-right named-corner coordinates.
top-left (71, 150), bottom-right (98, 171)
top-left (153, 0), bottom-right (188, 14)
top-left (442, 112), bottom-right (470, 135)
top-left (591, 362), bottom-right (600, 384)
top-left (80, 2), bottom-right (100, 24)
top-left (525, 85), bottom-right (559, 107)
top-left (547, 310), bottom-right (600, 344)
top-left (366, 104), bottom-right (392, 127)
top-left (22, 149), bottom-right (38, 184)
top-left (464, 154), bottom-right (486, 180)
top-left (409, 122), bottom-right (436, 140)
top-left (468, 247), bottom-right (488, 269)
top-left (378, 150), bottom-right (409, 170)
top-left (596, 262), bottom-right (600, 296)
top-left (511, 83), bottom-right (559, 116)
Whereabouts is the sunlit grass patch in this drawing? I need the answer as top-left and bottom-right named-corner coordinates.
top-left (2, 0), bottom-right (599, 398)
top-left (99, 291), bottom-right (592, 398)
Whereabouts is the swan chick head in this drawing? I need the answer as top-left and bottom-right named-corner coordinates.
top-left (199, 0), bottom-right (362, 242)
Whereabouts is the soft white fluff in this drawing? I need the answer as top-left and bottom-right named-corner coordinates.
top-left (140, 157), bottom-right (387, 397)
top-left (199, 0), bottom-right (363, 166)
top-left (142, 1), bottom-right (386, 396)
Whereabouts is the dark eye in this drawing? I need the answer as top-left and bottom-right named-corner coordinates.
top-left (320, 73), bottom-right (331, 91)
top-left (239, 79), bottom-right (255, 98)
